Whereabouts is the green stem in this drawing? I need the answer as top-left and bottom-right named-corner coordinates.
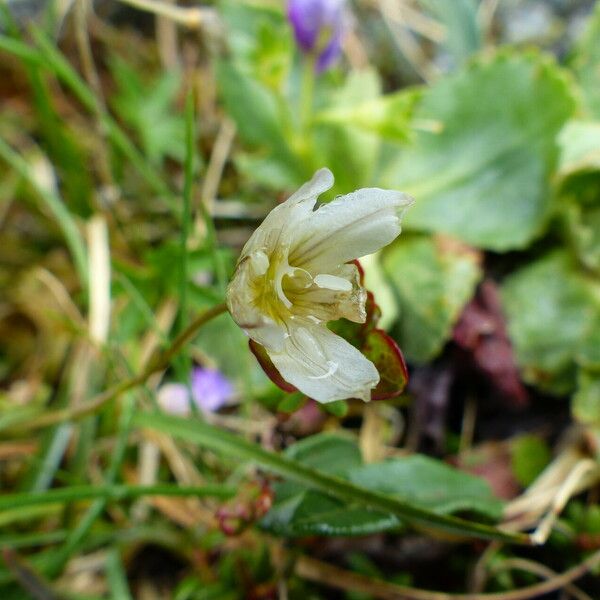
top-left (300, 54), bottom-right (316, 137)
top-left (0, 484), bottom-right (233, 511)
top-left (5, 302), bottom-right (228, 433)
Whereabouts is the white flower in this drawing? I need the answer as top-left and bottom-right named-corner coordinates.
top-left (226, 168), bottom-right (413, 403)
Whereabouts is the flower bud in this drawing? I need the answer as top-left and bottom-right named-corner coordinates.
top-left (287, 0), bottom-right (345, 71)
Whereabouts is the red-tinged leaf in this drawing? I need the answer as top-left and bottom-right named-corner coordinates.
top-left (363, 329), bottom-right (409, 400)
top-left (249, 339), bottom-right (297, 393)
top-left (363, 291), bottom-right (381, 334)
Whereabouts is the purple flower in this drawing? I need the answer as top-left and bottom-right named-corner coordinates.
top-left (157, 368), bottom-right (233, 416)
top-left (288, 0), bottom-right (345, 71)
top-left (190, 367), bottom-right (233, 413)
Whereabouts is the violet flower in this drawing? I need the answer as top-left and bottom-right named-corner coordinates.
top-left (191, 367), bottom-right (234, 412)
top-left (288, 0), bottom-right (345, 71)
top-left (157, 367), bottom-right (233, 415)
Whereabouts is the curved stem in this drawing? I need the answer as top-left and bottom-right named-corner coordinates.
top-left (300, 54), bottom-right (316, 133)
top-left (295, 549), bottom-right (600, 600)
top-left (18, 302), bottom-right (229, 433)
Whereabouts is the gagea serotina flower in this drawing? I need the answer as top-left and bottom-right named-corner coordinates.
top-left (226, 168), bottom-right (413, 403)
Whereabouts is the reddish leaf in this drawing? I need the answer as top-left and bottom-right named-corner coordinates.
top-left (363, 329), bottom-right (409, 400)
top-left (249, 339), bottom-right (297, 393)
top-left (453, 280), bottom-right (528, 406)
top-left (362, 291), bottom-right (381, 334)
top-left (451, 443), bottom-right (519, 501)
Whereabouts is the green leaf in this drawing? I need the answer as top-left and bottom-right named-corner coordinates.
top-left (322, 399), bottom-right (349, 418)
top-left (573, 370), bottom-right (600, 427)
top-left (261, 490), bottom-right (401, 537)
top-left (558, 120), bottom-right (600, 178)
top-left (501, 251), bottom-right (600, 394)
top-left (557, 121), bottom-right (600, 274)
top-left (314, 69), bottom-right (382, 192)
top-left (263, 434), bottom-right (501, 537)
top-left (315, 88), bottom-right (420, 142)
top-left (276, 393), bottom-right (306, 414)
top-left (579, 314), bottom-right (600, 370)
top-left (382, 234), bottom-right (482, 363)
top-left (350, 455), bottom-right (503, 520)
top-left (571, 2), bottom-right (600, 118)
top-left (217, 60), bottom-right (284, 149)
top-left (219, 0), bottom-right (288, 81)
top-left (510, 435), bottom-right (551, 487)
top-left (565, 201), bottom-right (600, 275)
top-left (283, 433), bottom-right (362, 475)
top-left (384, 52), bottom-right (576, 250)
top-left (135, 412), bottom-right (528, 543)
top-left (216, 61), bottom-right (305, 190)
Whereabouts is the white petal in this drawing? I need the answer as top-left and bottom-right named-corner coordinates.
top-left (226, 255), bottom-right (287, 352)
top-left (285, 167), bottom-right (334, 206)
top-left (290, 188), bottom-right (414, 271)
top-left (238, 168), bottom-right (334, 260)
top-left (267, 323), bottom-right (379, 403)
top-left (313, 273), bottom-right (352, 291)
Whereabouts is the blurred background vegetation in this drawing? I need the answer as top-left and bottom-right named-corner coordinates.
top-left (1, 0), bottom-right (600, 598)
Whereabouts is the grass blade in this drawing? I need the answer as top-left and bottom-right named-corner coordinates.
top-left (28, 28), bottom-right (177, 210)
top-left (0, 138), bottom-right (89, 286)
top-left (0, 484), bottom-right (234, 511)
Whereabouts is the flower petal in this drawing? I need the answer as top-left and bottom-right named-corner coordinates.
top-left (226, 254), bottom-right (287, 352)
top-left (284, 263), bottom-right (366, 324)
top-left (290, 188), bottom-right (414, 271)
top-left (238, 168), bottom-right (334, 261)
top-left (267, 323), bottom-right (379, 403)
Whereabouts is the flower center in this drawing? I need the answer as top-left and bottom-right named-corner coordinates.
top-left (247, 246), bottom-right (359, 328)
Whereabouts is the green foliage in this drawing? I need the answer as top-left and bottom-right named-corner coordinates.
top-left (137, 413), bottom-right (522, 542)
top-left (263, 433), bottom-right (502, 537)
top-left (350, 455), bottom-right (502, 519)
top-left (571, 2), bottom-right (600, 118)
top-left (510, 435), bottom-right (551, 487)
top-left (573, 370), bottom-right (600, 427)
top-left (110, 57), bottom-right (186, 165)
top-left (2, 1), bottom-right (600, 596)
top-left (315, 88), bottom-right (421, 142)
top-left (382, 234), bottom-right (481, 362)
top-left (384, 52), bottom-right (576, 250)
top-left (501, 251), bottom-right (600, 395)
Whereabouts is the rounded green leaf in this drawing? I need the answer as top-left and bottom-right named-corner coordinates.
top-left (385, 52), bottom-right (576, 250)
top-left (382, 234), bottom-right (482, 363)
top-left (501, 251), bottom-right (600, 394)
